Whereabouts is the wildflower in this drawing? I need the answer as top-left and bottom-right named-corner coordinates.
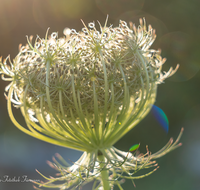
top-left (0, 17), bottom-right (182, 190)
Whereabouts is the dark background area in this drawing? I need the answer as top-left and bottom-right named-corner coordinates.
top-left (0, 0), bottom-right (200, 189)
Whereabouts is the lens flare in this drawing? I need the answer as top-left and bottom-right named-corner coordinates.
top-left (129, 143), bottom-right (140, 152)
top-left (95, 0), bottom-right (145, 18)
top-left (158, 32), bottom-right (200, 82)
top-left (151, 105), bottom-right (169, 133)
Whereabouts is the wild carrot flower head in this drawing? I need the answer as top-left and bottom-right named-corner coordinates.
top-left (0, 17), bottom-right (182, 189)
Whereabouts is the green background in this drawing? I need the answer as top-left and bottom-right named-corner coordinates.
top-left (0, 0), bottom-right (199, 189)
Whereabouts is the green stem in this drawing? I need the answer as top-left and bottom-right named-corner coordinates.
top-left (98, 154), bottom-right (110, 190)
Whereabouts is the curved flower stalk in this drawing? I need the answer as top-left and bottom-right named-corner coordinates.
top-left (0, 17), bottom-right (181, 190)
top-left (31, 128), bottom-right (183, 190)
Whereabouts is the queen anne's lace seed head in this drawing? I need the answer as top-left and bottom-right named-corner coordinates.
top-left (0, 17), bottom-right (179, 151)
top-left (0, 17), bottom-right (182, 190)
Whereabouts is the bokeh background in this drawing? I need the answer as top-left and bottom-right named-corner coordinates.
top-left (0, 0), bottom-right (200, 189)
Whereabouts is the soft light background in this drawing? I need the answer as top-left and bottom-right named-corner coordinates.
top-left (0, 0), bottom-right (199, 189)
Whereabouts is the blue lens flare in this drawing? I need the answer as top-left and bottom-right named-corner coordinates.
top-left (151, 105), bottom-right (169, 133)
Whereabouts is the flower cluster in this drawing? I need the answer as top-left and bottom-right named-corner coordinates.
top-left (0, 17), bottom-right (181, 190)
